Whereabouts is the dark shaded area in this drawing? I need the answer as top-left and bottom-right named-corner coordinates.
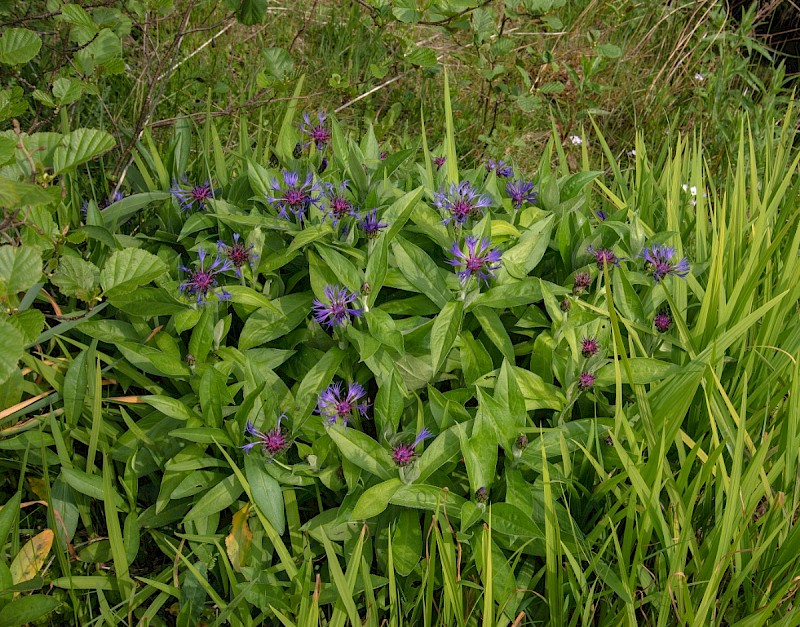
top-left (729, 1), bottom-right (800, 74)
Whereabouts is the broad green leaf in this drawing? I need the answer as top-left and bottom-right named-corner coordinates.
top-left (392, 237), bottom-right (450, 308)
top-left (107, 286), bottom-right (187, 316)
top-left (490, 503), bottom-right (545, 539)
top-left (237, 0), bottom-right (268, 25)
top-left (594, 357), bottom-right (675, 386)
top-left (327, 425), bottom-right (395, 480)
top-left (51, 256), bottom-right (100, 302)
top-left (183, 474), bottom-right (243, 523)
top-left (0, 492), bottom-right (22, 549)
top-left (0, 595), bottom-right (61, 627)
top-left (52, 128), bottom-right (115, 174)
top-left (560, 170), bottom-right (603, 200)
top-left (101, 191), bottom-right (171, 228)
top-left (240, 292), bottom-right (312, 349)
top-left (100, 248), bottom-right (167, 298)
top-left (0, 28), bottom-right (42, 65)
top-left (0, 317), bottom-right (24, 386)
top-left (245, 454), bottom-right (285, 535)
top-left (351, 478), bottom-right (403, 520)
top-left (430, 300), bottom-right (463, 374)
top-left (0, 245), bottom-right (42, 298)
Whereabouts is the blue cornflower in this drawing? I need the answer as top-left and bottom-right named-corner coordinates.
top-left (240, 416), bottom-right (290, 459)
top-left (505, 179), bottom-right (538, 210)
top-left (434, 181), bottom-right (492, 226)
top-left (217, 233), bottom-right (257, 277)
top-left (587, 245), bottom-right (622, 269)
top-left (300, 111), bottom-right (332, 151)
top-left (170, 177), bottom-right (214, 211)
top-left (318, 381), bottom-right (370, 425)
top-left (357, 209), bottom-right (388, 238)
top-left (266, 170), bottom-right (322, 221)
top-left (179, 249), bottom-right (233, 304)
top-left (323, 181), bottom-right (357, 225)
top-left (391, 428), bottom-right (433, 467)
top-left (596, 210), bottom-right (607, 221)
top-left (449, 236), bottom-right (502, 286)
top-left (312, 284), bottom-right (362, 328)
top-left (641, 244), bottom-right (690, 282)
top-left (486, 159), bottom-right (514, 178)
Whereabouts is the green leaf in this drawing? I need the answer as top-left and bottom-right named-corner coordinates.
top-left (8, 309), bottom-right (44, 345)
top-left (183, 474), bottom-right (244, 523)
top-left (0, 317), bottom-right (24, 386)
top-left (392, 237), bottom-right (450, 308)
top-left (52, 77), bottom-right (83, 105)
top-left (0, 492), bottom-right (22, 549)
top-left (240, 292), bottom-right (312, 349)
top-left (351, 478), bottom-right (403, 520)
top-left (560, 170), bottom-right (603, 201)
top-left (245, 454), bottom-right (285, 535)
top-left (594, 357), bottom-right (675, 386)
top-left (52, 128), bottom-right (115, 174)
top-left (100, 248), bottom-right (167, 298)
top-left (51, 256), bottom-right (100, 302)
top-left (327, 425), bottom-right (395, 480)
top-left (0, 29), bottom-right (42, 65)
top-left (497, 214), bottom-right (553, 279)
top-left (60, 4), bottom-right (98, 43)
top-left (107, 286), bottom-right (187, 316)
top-left (392, 509), bottom-right (423, 576)
top-left (236, 0), bottom-right (268, 25)
top-left (430, 300), bottom-right (463, 374)
top-left (0, 595), bottom-right (61, 627)
top-left (406, 46), bottom-right (438, 68)
top-left (0, 245), bottom-right (42, 298)
top-left (101, 191), bottom-right (171, 228)
top-left (490, 503), bottom-right (545, 538)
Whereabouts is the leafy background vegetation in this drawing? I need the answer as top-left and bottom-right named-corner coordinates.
top-left (1, 0), bottom-right (799, 625)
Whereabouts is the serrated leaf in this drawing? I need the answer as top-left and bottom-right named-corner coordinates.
top-left (100, 248), bottom-right (167, 298)
top-left (52, 77), bottom-right (83, 106)
top-left (0, 29), bottom-right (42, 65)
top-left (52, 256), bottom-right (100, 301)
top-left (52, 128), bottom-right (115, 174)
top-left (0, 245), bottom-right (42, 298)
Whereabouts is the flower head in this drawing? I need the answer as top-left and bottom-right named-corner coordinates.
top-left (654, 311), bottom-right (672, 333)
top-left (434, 181), bottom-right (492, 226)
top-left (266, 170), bottom-right (322, 221)
top-left (358, 209), bottom-right (388, 238)
top-left (318, 381), bottom-right (370, 425)
top-left (572, 271), bottom-right (592, 295)
top-left (569, 135), bottom-right (583, 146)
top-left (587, 245), bottom-right (621, 269)
top-left (595, 210), bottom-right (607, 221)
top-left (641, 244), bottom-right (690, 282)
top-left (433, 155), bottom-right (447, 170)
top-left (323, 181), bottom-right (356, 225)
top-left (217, 233), bottom-right (257, 277)
top-left (578, 371), bottom-right (596, 390)
top-left (170, 178), bottom-right (214, 212)
top-left (581, 337), bottom-right (599, 358)
top-left (240, 416), bottom-right (290, 459)
top-left (627, 149), bottom-right (636, 157)
top-left (505, 179), bottom-right (538, 210)
top-left (179, 249), bottom-right (233, 304)
top-left (486, 159), bottom-right (513, 178)
top-left (312, 284), bottom-right (363, 328)
top-left (391, 428), bottom-right (433, 467)
top-left (449, 236), bottom-right (502, 286)
top-left (300, 111), bottom-right (332, 151)
top-left (694, 73), bottom-right (705, 82)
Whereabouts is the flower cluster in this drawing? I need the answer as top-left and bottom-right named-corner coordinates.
top-left (434, 181), bottom-right (492, 226)
top-left (449, 236), bottom-right (502, 286)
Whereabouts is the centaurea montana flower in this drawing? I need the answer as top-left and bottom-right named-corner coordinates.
top-left (179, 249), bottom-right (233, 304)
top-left (654, 311), bottom-right (672, 333)
top-left (391, 428), bottom-right (433, 467)
top-left (578, 371), bottom-right (596, 390)
top-left (323, 181), bottom-right (356, 225)
top-left (595, 210), bottom-right (607, 221)
top-left (312, 284), bottom-right (363, 328)
top-left (433, 155), bottom-right (447, 170)
top-left (572, 271), bottom-right (592, 295)
top-left (170, 177), bottom-right (214, 212)
top-left (486, 159), bottom-right (513, 178)
top-left (266, 170), bottom-right (322, 221)
top-left (587, 245), bottom-right (622, 269)
top-left (300, 111), bottom-right (332, 151)
top-left (357, 209), bottom-right (388, 238)
top-left (318, 381), bottom-right (370, 425)
top-left (505, 179), bottom-right (538, 210)
top-left (217, 233), bottom-right (257, 277)
top-left (448, 236), bottom-right (502, 286)
top-left (240, 416), bottom-right (290, 459)
top-left (581, 337), bottom-right (599, 358)
top-left (434, 181), bottom-right (492, 226)
top-left (640, 244), bottom-right (690, 282)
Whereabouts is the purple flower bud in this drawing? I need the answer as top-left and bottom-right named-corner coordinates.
top-left (581, 337), bottom-right (599, 357)
top-left (391, 428), bottom-right (433, 467)
top-left (578, 371), bottom-right (596, 390)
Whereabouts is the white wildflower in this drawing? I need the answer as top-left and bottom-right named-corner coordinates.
top-left (569, 135), bottom-right (583, 146)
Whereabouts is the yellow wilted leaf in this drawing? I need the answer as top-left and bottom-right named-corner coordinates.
top-left (27, 477), bottom-right (47, 501)
top-left (10, 529), bottom-right (54, 584)
top-left (225, 504), bottom-right (252, 573)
